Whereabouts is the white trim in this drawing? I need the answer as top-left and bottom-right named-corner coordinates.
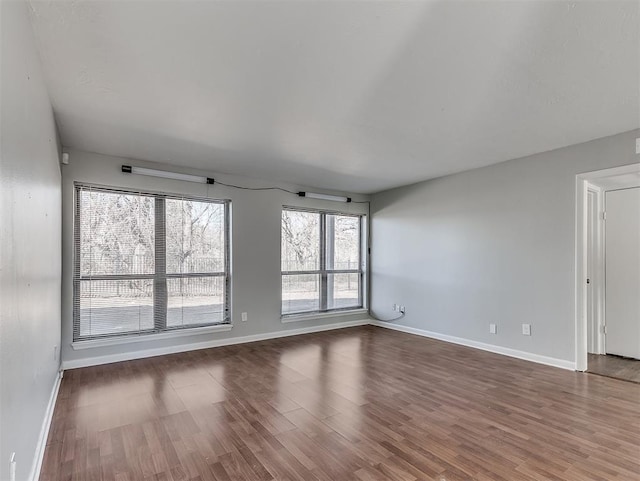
top-left (71, 323), bottom-right (233, 350)
top-left (597, 184), bottom-right (607, 355)
top-left (586, 184), bottom-right (606, 355)
top-left (29, 370), bottom-right (63, 481)
top-left (281, 308), bottom-right (368, 323)
top-left (62, 316), bottom-right (583, 372)
top-left (62, 318), bottom-right (370, 370)
top-left (577, 163), bottom-right (640, 181)
top-left (575, 176), bottom-right (589, 371)
top-left (370, 321), bottom-right (576, 371)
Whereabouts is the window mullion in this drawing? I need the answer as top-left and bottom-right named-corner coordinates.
top-left (320, 213), bottom-right (328, 311)
top-left (154, 197), bottom-right (167, 331)
top-left (325, 214), bottom-right (335, 310)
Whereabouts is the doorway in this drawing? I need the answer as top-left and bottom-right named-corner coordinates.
top-left (577, 165), bottom-right (640, 382)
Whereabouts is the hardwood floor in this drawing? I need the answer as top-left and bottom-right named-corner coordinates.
top-left (588, 353), bottom-right (640, 384)
top-left (41, 326), bottom-right (640, 481)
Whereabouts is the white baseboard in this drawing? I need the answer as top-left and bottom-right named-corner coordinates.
top-left (61, 317), bottom-right (576, 372)
top-left (29, 370), bottom-right (63, 481)
top-left (61, 318), bottom-right (370, 370)
top-left (370, 321), bottom-right (576, 371)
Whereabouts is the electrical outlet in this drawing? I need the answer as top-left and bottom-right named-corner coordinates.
top-left (241, 312), bottom-right (248, 322)
top-left (489, 323), bottom-right (497, 334)
top-left (53, 345), bottom-right (58, 361)
top-left (636, 137), bottom-right (640, 154)
top-left (399, 305), bottom-right (405, 314)
top-left (522, 324), bottom-right (531, 336)
top-left (392, 303), bottom-right (397, 311)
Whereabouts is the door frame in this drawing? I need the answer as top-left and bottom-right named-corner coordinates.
top-left (586, 184), bottom-right (605, 355)
top-left (575, 163), bottom-right (640, 371)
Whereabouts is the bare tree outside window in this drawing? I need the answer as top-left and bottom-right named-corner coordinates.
top-left (166, 199), bottom-right (226, 327)
top-left (74, 186), bottom-right (229, 341)
top-left (281, 210), bottom-right (319, 271)
top-left (281, 209), bottom-right (364, 315)
top-left (80, 191), bottom-right (155, 276)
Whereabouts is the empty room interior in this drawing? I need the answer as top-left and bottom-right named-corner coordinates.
top-left (2, 0), bottom-right (640, 480)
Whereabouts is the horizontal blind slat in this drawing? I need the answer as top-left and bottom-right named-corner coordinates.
top-left (74, 184), bottom-right (230, 342)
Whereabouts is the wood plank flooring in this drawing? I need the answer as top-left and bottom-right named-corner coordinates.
top-left (41, 326), bottom-right (640, 480)
top-left (588, 353), bottom-right (640, 384)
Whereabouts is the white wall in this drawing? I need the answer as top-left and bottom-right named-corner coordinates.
top-left (60, 149), bottom-right (369, 368)
top-left (0, 2), bottom-right (62, 480)
top-left (370, 129), bottom-right (640, 367)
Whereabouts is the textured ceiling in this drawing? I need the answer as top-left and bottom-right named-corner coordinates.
top-left (28, 0), bottom-right (639, 194)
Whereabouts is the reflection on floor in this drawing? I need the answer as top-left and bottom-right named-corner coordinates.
top-left (41, 326), bottom-right (640, 480)
top-left (588, 353), bottom-right (640, 383)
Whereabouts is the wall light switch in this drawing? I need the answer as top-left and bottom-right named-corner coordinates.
top-left (522, 323), bottom-right (531, 336)
top-left (489, 323), bottom-right (497, 334)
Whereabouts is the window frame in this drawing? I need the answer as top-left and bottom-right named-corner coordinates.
top-left (73, 183), bottom-right (231, 342)
top-left (281, 206), bottom-right (365, 317)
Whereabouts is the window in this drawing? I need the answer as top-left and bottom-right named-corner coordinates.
top-left (74, 184), bottom-right (230, 341)
top-left (281, 208), bottom-right (364, 315)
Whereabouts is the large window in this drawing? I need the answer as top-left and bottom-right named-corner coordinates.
top-left (281, 208), bottom-right (364, 315)
top-left (74, 184), bottom-right (230, 341)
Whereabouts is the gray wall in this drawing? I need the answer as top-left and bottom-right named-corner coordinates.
top-left (0, 1), bottom-right (62, 480)
top-left (371, 129), bottom-right (640, 364)
top-left (61, 149), bottom-right (369, 367)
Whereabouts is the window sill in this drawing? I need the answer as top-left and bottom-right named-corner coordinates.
top-left (281, 308), bottom-right (368, 324)
top-left (71, 323), bottom-right (233, 350)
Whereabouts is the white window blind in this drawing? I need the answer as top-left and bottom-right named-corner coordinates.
top-left (73, 184), bottom-right (230, 341)
top-left (281, 208), bottom-right (364, 316)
